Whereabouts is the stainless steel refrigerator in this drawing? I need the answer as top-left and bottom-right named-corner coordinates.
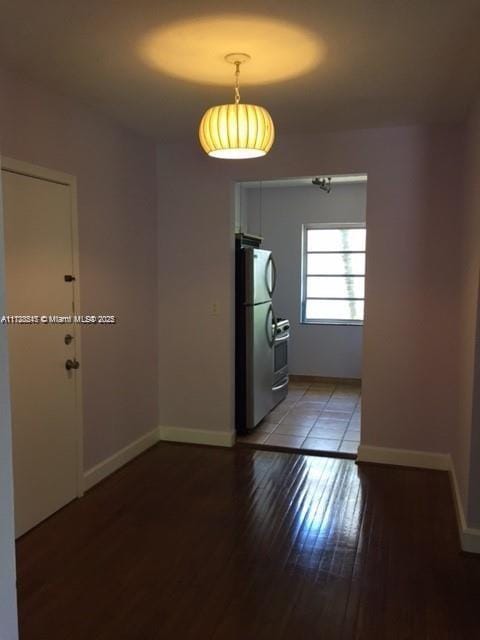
top-left (236, 245), bottom-right (277, 433)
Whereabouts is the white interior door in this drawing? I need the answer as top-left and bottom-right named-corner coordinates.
top-left (2, 167), bottom-right (80, 537)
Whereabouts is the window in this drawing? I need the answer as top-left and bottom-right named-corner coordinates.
top-left (302, 224), bottom-right (366, 324)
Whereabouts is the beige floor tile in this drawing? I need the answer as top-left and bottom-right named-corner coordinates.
top-left (286, 394), bottom-right (304, 404)
top-left (309, 424), bottom-right (347, 439)
top-left (307, 391), bottom-right (334, 398)
top-left (335, 384), bottom-right (361, 392)
top-left (274, 402), bottom-right (296, 412)
top-left (315, 417), bottom-right (350, 427)
top-left (328, 390), bottom-right (357, 397)
top-left (286, 408), bottom-right (320, 418)
top-left (302, 438), bottom-right (340, 452)
top-left (326, 403), bottom-right (357, 413)
top-left (274, 423), bottom-right (311, 437)
top-left (280, 415), bottom-right (317, 427)
top-left (327, 396), bottom-right (357, 405)
top-left (308, 382), bottom-right (335, 390)
top-left (262, 415), bottom-right (281, 424)
top-left (312, 419), bottom-right (348, 430)
top-left (237, 432), bottom-right (268, 445)
top-left (256, 422), bottom-right (278, 434)
top-left (256, 382), bottom-right (362, 452)
top-left (344, 430), bottom-right (360, 442)
top-left (295, 400), bottom-right (327, 410)
top-left (332, 388), bottom-right (360, 396)
top-left (339, 440), bottom-right (359, 454)
top-left (287, 392), bottom-right (308, 398)
top-left (322, 409), bottom-right (353, 419)
top-left (264, 433), bottom-right (305, 448)
top-left (347, 423), bottom-right (361, 435)
top-left (264, 409), bottom-right (289, 422)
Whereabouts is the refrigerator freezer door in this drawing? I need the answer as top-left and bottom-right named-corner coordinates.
top-left (245, 301), bottom-right (275, 429)
top-left (244, 248), bottom-right (274, 305)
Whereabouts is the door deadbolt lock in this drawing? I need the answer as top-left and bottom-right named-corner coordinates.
top-left (65, 358), bottom-right (80, 371)
top-left (64, 334), bottom-right (73, 345)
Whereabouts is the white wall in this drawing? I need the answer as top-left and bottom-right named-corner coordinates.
top-left (0, 158), bottom-right (19, 639)
top-left (241, 182), bottom-right (366, 378)
top-left (157, 124), bottom-right (463, 456)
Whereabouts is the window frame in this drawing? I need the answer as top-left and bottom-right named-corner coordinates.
top-left (301, 222), bottom-right (366, 326)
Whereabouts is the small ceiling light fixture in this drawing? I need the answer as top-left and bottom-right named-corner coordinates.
top-left (312, 177), bottom-right (332, 193)
top-left (199, 53), bottom-right (275, 159)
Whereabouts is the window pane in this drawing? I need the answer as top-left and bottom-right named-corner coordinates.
top-left (307, 276), bottom-right (365, 299)
top-left (307, 228), bottom-right (366, 252)
top-left (307, 253), bottom-right (365, 275)
top-left (306, 299), bottom-right (364, 321)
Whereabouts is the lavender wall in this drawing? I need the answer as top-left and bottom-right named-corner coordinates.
top-left (0, 67), bottom-right (158, 469)
top-left (455, 96), bottom-right (480, 527)
top-left (0, 157), bottom-right (18, 639)
top-left (157, 125), bottom-right (464, 454)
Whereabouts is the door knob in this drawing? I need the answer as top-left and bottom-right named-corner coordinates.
top-left (65, 358), bottom-right (80, 371)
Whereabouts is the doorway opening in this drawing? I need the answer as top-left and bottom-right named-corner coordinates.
top-left (234, 174), bottom-right (367, 457)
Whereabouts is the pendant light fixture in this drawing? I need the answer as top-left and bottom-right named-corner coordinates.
top-left (199, 53), bottom-right (275, 159)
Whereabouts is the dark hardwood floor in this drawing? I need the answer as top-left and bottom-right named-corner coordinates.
top-left (16, 443), bottom-right (480, 639)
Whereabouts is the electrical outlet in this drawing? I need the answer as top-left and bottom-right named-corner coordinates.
top-left (212, 302), bottom-right (219, 316)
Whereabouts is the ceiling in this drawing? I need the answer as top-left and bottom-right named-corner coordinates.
top-left (1, 1), bottom-right (480, 142)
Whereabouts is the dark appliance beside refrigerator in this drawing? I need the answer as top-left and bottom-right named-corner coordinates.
top-left (235, 233), bottom-right (289, 434)
top-left (272, 318), bottom-right (290, 406)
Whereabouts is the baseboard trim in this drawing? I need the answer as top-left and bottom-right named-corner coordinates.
top-left (83, 428), bottom-right (159, 491)
top-left (449, 456), bottom-right (480, 554)
top-left (83, 425), bottom-right (235, 491)
top-left (357, 445), bottom-right (480, 554)
top-left (158, 426), bottom-right (235, 448)
top-left (357, 445), bottom-right (450, 470)
top-left (290, 374), bottom-right (361, 385)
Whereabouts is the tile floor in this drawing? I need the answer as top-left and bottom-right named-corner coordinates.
top-left (237, 380), bottom-right (361, 454)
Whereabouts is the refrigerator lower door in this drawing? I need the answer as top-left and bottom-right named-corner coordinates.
top-left (245, 302), bottom-right (274, 429)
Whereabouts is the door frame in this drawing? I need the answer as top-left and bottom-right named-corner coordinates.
top-left (1, 156), bottom-right (84, 498)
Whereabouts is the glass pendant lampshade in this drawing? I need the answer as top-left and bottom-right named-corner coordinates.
top-left (199, 54), bottom-right (275, 159)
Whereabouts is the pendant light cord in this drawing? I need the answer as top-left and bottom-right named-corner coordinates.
top-left (234, 61), bottom-right (241, 104)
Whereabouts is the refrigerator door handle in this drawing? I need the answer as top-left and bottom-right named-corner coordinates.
top-left (266, 304), bottom-right (277, 348)
top-left (271, 305), bottom-right (278, 346)
top-left (271, 255), bottom-right (277, 295)
top-left (266, 254), bottom-right (277, 297)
